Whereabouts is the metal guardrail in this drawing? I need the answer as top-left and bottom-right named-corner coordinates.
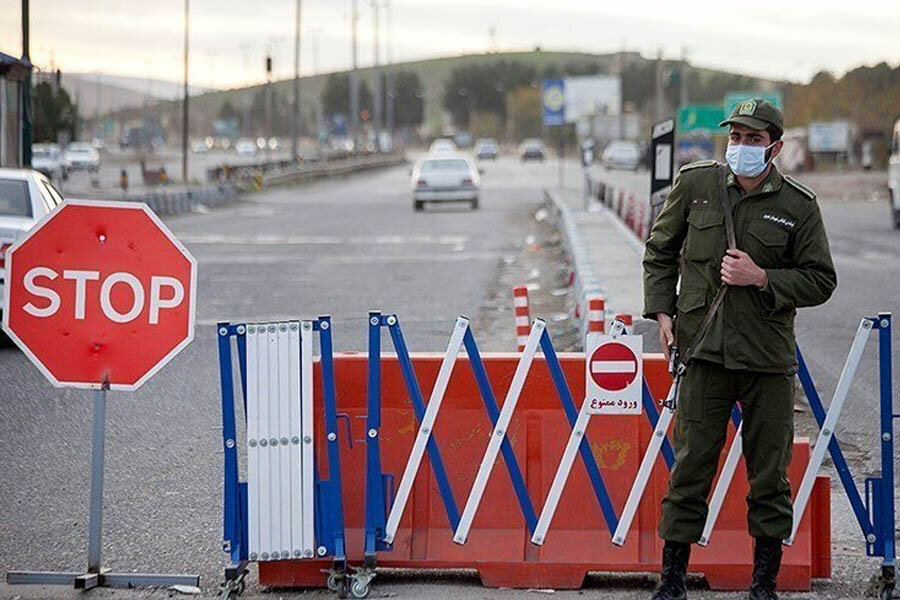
top-left (206, 152), bottom-right (405, 185)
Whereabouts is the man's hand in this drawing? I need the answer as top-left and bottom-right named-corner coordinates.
top-left (721, 249), bottom-right (768, 288)
top-left (657, 313), bottom-right (675, 362)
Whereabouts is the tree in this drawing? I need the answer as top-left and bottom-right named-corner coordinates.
top-left (32, 81), bottom-right (78, 143)
top-left (442, 60), bottom-right (537, 128)
top-left (249, 86), bottom-right (288, 136)
top-left (388, 70), bottom-right (424, 127)
top-left (321, 72), bottom-right (372, 121)
top-left (506, 86), bottom-right (541, 140)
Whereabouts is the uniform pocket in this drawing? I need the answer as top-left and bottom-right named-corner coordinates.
top-left (675, 288), bottom-right (709, 350)
top-left (685, 209), bottom-right (725, 261)
top-left (746, 220), bottom-right (790, 267)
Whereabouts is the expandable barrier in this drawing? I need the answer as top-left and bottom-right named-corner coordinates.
top-left (232, 312), bottom-right (833, 597)
top-left (217, 317), bottom-right (351, 597)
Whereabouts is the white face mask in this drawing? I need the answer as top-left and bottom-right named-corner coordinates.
top-left (726, 141), bottom-right (777, 177)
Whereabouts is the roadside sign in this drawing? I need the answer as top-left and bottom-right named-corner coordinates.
top-left (724, 90), bottom-right (783, 118)
top-left (541, 79), bottom-right (566, 127)
top-left (651, 118), bottom-right (675, 193)
top-left (677, 103), bottom-right (725, 134)
top-left (585, 333), bottom-right (643, 415)
top-left (2, 200), bottom-right (197, 390)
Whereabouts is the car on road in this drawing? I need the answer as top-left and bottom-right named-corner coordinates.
top-left (31, 144), bottom-right (67, 181)
top-left (235, 138), bottom-right (257, 156)
top-left (411, 153), bottom-right (480, 211)
top-left (0, 168), bottom-right (65, 320)
top-left (64, 142), bottom-right (101, 172)
top-left (518, 138), bottom-right (545, 162)
top-left (428, 138), bottom-right (457, 154)
top-left (601, 140), bottom-right (642, 171)
top-left (890, 118), bottom-right (900, 229)
top-left (475, 138), bottom-right (499, 160)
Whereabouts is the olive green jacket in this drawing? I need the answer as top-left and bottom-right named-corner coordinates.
top-left (643, 161), bottom-right (837, 373)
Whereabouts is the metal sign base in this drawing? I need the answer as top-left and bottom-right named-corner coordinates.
top-left (5, 387), bottom-right (200, 591)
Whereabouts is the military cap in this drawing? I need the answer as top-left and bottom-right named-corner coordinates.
top-left (719, 98), bottom-right (784, 137)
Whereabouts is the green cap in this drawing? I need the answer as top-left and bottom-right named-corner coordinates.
top-left (719, 98), bottom-right (784, 137)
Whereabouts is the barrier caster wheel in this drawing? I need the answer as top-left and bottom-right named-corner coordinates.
top-left (337, 578), bottom-right (351, 599)
top-left (350, 579), bottom-right (370, 599)
top-left (327, 573), bottom-right (339, 592)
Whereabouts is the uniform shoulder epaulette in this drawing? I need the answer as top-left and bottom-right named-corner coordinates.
top-left (783, 174), bottom-right (816, 200)
top-left (679, 159), bottom-right (718, 172)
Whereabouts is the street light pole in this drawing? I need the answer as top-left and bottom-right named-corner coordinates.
top-left (350, 0), bottom-right (359, 154)
top-left (22, 0), bottom-right (32, 168)
top-left (292, 0), bottom-right (302, 160)
top-left (371, 0), bottom-right (382, 152)
top-left (384, 0), bottom-right (394, 143)
top-left (182, 0), bottom-right (190, 183)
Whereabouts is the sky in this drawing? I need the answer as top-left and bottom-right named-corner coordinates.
top-left (1, 0), bottom-right (898, 90)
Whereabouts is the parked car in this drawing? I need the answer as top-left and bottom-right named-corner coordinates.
top-left (235, 138), bottom-right (257, 156)
top-left (889, 118), bottom-right (900, 229)
top-left (0, 168), bottom-right (66, 320)
top-left (518, 138), bottom-right (545, 162)
top-left (428, 138), bottom-right (457, 154)
top-left (601, 140), bottom-right (642, 171)
top-left (475, 138), bottom-right (499, 160)
top-left (31, 144), bottom-right (67, 181)
top-left (64, 142), bottom-right (101, 172)
top-left (411, 153), bottom-right (481, 211)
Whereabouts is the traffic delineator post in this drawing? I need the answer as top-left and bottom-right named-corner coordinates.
top-left (513, 285), bottom-right (531, 351)
top-left (587, 296), bottom-right (605, 333)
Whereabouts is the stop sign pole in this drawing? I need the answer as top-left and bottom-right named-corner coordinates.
top-left (4, 200), bottom-right (199, 591)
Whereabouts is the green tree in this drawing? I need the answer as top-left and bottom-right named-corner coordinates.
top-left (442, 60), bottom-right (537, 128)
top-left (506, 86), bottom-right (541, 140)
top-left (32, 81), bottom-right (78, 143)
top-left (388, 70), bottom-right (424, 127)
top-left (321, 73), bottom-right (372, 120)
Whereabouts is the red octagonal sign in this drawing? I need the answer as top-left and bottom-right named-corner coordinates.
top-left (2, 200), bottom-right (197, 390)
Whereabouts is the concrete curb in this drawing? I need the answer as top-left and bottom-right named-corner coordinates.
top-left (127, 184), bottom-right (240, 216)
top-left (543, 188), bottom-right (608, 346)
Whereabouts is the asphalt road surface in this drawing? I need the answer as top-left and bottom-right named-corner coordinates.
top-left (1, 159), bottom-right (897, 599)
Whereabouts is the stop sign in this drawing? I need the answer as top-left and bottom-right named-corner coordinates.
top-left (2, 200), bottom-right (197, 390)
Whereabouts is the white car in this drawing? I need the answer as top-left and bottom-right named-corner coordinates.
top-left (0, 168), bottom-right (66, 319)
top-left (31, 144), bottom-right (67, 181)
top-left (889, 117), bottom-right (900, 229)
top-left (64, 142), bottom-right (101, 172)
top-left (411, 153), bottom-right (480, 211)
top-left (601, 140), bottom-right (642, 171)
top-left (428, 139), bottom-right (457, 154)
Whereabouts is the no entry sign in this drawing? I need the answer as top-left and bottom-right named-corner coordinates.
top-left (2, 200), bottom-right (197, 390)
top-left (585, 332), bottom-right (643, 415)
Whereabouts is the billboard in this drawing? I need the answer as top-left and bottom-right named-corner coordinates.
top-left (541, 79), bottom-right (566, 127)
top-left (564, 75), bottom-right (621, 123)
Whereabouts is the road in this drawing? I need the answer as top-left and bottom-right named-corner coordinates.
top-left (0, 158), bottom-right (896, 599)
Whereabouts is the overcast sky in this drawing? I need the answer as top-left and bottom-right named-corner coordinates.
top-left (1, 0), bottom-right (898, 89)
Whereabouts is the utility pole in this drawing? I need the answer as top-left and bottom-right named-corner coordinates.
top-left (22, 0), bottom-right (32, 167)
top-left (291, 0), bottom-right (302, 160)
top-left (384, 0), bottom-right (394, 143)
top-left (654, 48), bottom-right (663, 122)
top-left (350, 0), bottom-right (359, 154)
top-left (182, 0), bottom-right (190, 184)
top-left (371, 0), bottom-right (382, 152)
top-left (265, 54), bottom-right (273, 161)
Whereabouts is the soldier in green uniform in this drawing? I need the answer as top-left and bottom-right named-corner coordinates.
top-left (643, 99), bottom-right (837, 600)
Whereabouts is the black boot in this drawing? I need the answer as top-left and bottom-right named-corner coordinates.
top-left (651, 541), bottom-right (690, 600)
top-left (749, 537), bottom-right (783, 600)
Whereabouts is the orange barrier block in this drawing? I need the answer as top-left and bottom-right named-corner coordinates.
top-left (259, 353), bottom-right (829, 591)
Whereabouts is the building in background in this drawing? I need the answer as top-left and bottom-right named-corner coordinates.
top-left (0, 52), bottom-right (32, 167)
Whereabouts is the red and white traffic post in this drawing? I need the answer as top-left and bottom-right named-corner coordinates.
top-left (3, 200), bottom-right (198, 590)
top-left (513, 285), bottom-right (531, 351)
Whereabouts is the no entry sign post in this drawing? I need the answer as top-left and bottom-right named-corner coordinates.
top-left (3, 200), bottom-right (199, 591)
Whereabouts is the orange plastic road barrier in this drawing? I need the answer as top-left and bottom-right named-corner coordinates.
top-left (259, 353), bottom-right (830, 591)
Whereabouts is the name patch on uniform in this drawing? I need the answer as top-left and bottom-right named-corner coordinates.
top-left (762, 213), bottom-right (796, 228)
